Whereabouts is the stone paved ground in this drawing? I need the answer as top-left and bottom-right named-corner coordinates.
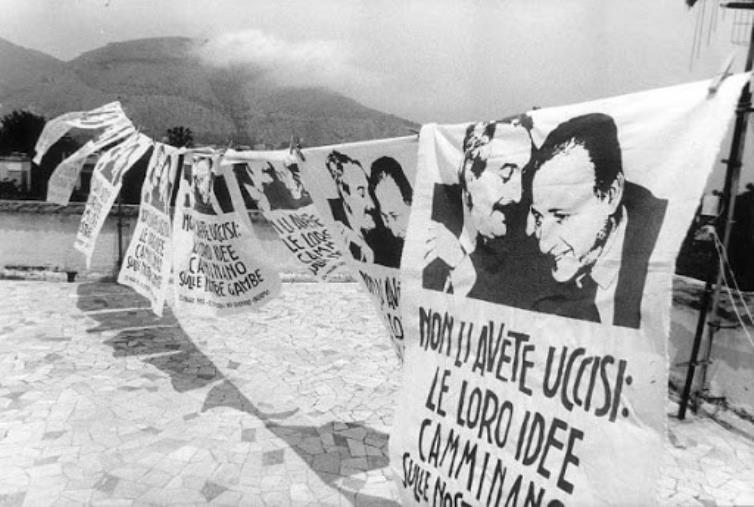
top-left (0, 280), bottom-right (752, 506)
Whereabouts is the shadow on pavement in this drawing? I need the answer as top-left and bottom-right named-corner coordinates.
top-left (76, 281), bottom-right (397, 506)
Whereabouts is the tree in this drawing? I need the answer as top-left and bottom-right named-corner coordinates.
top-left (0, 110), bottom-right (46, 156)
top-left (166, 126), bottom-right (194, 148)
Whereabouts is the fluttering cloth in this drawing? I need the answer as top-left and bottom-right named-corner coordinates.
top-left (45, 118), bottom-right (136, 205)
top-left (117, 143), bottom-right (182, 316)
top-left (171, 152), bottom-right (281, 315)
top-left (33, 101), bottom-right (129, 165)
top-left (74, 132), bottom-right (153, 268)
top-left (222, 149), bottom-right (347, 280)
top-left (391, 74), bottom-right (749, 505)
top-left (301, 136), bottom-right (418, 357)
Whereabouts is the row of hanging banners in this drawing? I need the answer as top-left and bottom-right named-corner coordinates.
top-left (34, 74), bottom-right (748, 505)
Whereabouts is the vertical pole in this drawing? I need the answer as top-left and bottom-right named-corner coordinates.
top-left (678, 261), bottom-right (716, 419)
top-left (699, 16), bottom-right (754, 395)
top-left (678, 12), bottom-right (754, 419)
top-left (117, 193), bottom-right (124, 269)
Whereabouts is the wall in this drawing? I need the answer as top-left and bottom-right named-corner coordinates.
top-left (0, 201), bottom-right (304, 278)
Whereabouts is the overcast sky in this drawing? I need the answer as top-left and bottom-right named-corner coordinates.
top-left (0, 0), bottom-right (747, 124)
top-left (1, 0), bottom-right (753, 188)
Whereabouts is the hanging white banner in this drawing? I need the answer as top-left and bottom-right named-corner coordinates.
top-left (74, 132), bottom-right (153, 267)
top-left (46, 119), bottom-right (136, 205)
top-left (33, 101), bottom-right (129, 164)
top-left (172, 152), bottom-right (281, 315)
top-left (117, 143), bottom-right (182, 315)
top-left (392, 74), bottom-right (749, 506)
top-left (301, 135), bottom-right (418, 358)
top-left (223, 149), bottom-right (347, 280)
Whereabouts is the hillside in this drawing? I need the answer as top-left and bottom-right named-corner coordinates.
top-left (0, 36), bottom-right (417, 146)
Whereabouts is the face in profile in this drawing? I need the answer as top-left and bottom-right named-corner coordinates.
top-left (463, 123), bottom-right (531, 239)
top-left (338, 162), bottom-right (376, 232)
top-left (374, 175), bottom-right (410, 239)
top-left (528, 142), bottom-right (621, 282)
top-left (193, 158), bottom-right (213, 205)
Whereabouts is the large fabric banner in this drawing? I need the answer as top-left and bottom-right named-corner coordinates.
top-left (172, 152), bottom-right (281, 315)
top-left (33, 101), bottom-right (129, 164)
top-left (223, 149), bottom-right (347, 280)
top-left (302, 136), bottom-right (417, 357)
top-left (392, 74), bottom-right (748, 505)
top-left (117, 143), bottom-right (181, 316)
top-left (74, 132), bottom-right (153, 267)
top-left (46, 119), bottom-right (136, 205)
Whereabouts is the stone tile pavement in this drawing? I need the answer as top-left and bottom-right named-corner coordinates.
top-left (0, 280), bottom-right (751, 506)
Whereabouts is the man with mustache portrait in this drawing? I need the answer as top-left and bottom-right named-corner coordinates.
top-left (423, 116), bottom-right (555, 309)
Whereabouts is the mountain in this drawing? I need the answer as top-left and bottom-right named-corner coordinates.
top-left (0, 36), bottom-right (417, 146)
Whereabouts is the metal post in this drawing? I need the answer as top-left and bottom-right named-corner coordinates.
top-left (678, 5), bottom-right (754, 419)
top-left (117, 193), bottom-right (124, 269)
top-left (678, 258), bottom-right (716, 419)
top-left (700, 15), bottom-right (754, 396)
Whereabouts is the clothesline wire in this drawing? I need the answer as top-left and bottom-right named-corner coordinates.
top-left (711, 230), bottom-right (754, 347)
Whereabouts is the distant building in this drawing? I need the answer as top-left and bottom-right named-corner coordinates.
top-left (0, 153), bottom-right (31, 193)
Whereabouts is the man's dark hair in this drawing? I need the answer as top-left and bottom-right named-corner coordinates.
top-left (369, 156), bottom-right (412, 206)
top-left (460, 116), bottom-right (535, 183)
top-left (534, 113), bottom-right (622, 198)
top-left (458, 117), bottom-right (535, 209)
top-left (462, 121), bottom-right (497, 181)
top-left (326, 150), bottom-right (363, 195)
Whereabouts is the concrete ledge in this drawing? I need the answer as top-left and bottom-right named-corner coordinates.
top-left (0, 199), bottom-right (140, 216)
top-left (0, 200), bottom-right (269, 222)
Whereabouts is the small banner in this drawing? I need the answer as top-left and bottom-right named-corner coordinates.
top-left (223, 149), bottom-right (347, 280)
top-left (301, 136), bottom-right (418, 357)
top-left (391, 74), bottom-right (749, 505)
top-left (74, 132), bottom-right (153, 267)
top-left (117, 143), bottom-right (182, 315)
top-left (172, 152), bottom-right (281, 315)
top-left (34, 101), bottom-right (129, 164)
top-left (46, 119), bottom-right (136, 205)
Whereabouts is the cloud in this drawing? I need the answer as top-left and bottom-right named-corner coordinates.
top-left (196, 29), bottom-right (378, 91)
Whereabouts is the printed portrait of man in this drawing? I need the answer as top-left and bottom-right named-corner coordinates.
top-left (527, 113), bottom-right (667, 328)
top-left (235, 158), bottom-right (313, 212)
top-left (191, 156), bottom-right (218, 215)
top-left (144, 147), bottom-right (174, 213)
top-left (325, 150), bottom-right (380, 264)
top-left (368, 156), bottom-right (413, 268)
top-left (277, 155), bottom-right (313, 208)
top-left (236, 161), bottom-right (275, 212)
top-left (423, 116), bottom-right (556, 308)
